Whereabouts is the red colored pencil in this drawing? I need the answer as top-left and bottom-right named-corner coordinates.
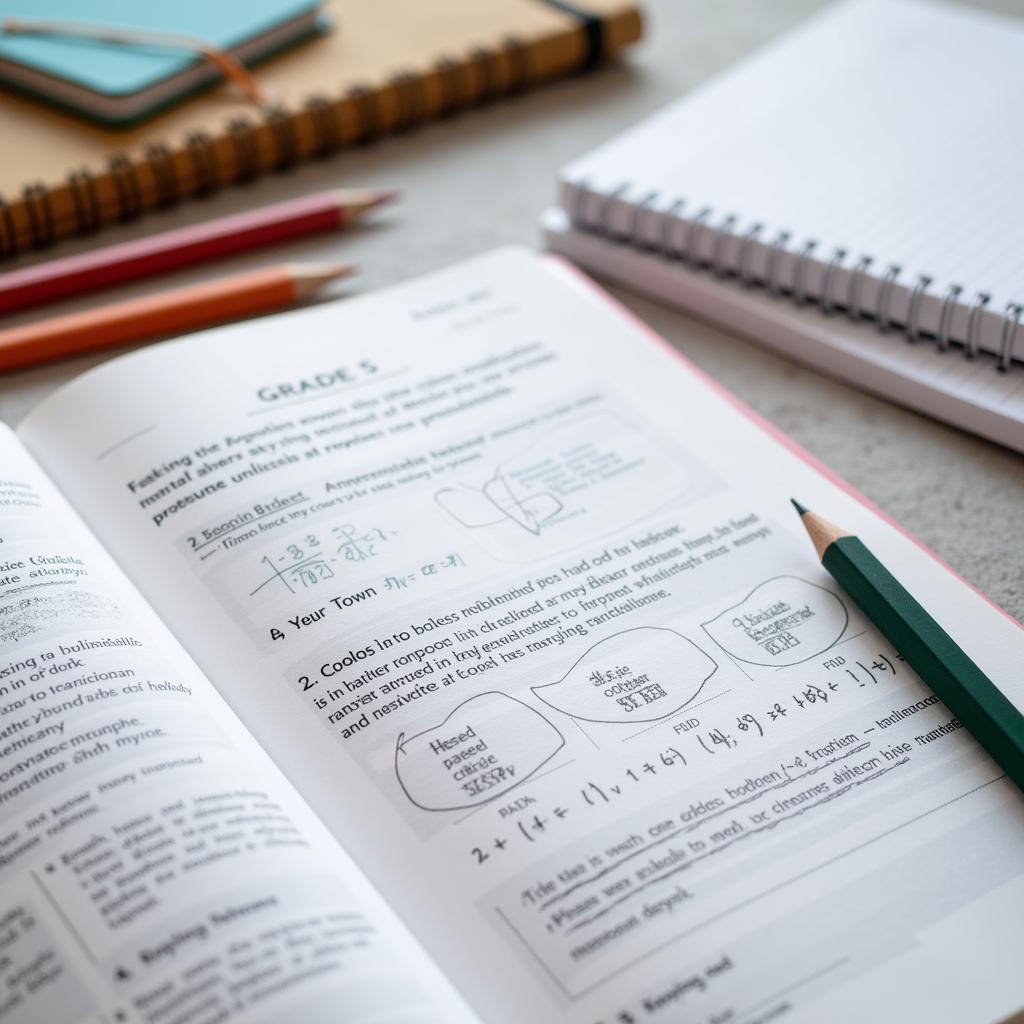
top-left (0, 188), bottom-right (396, 315)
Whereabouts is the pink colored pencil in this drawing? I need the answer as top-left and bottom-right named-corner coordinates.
top-left (0, 188), bottom-right (396, 315)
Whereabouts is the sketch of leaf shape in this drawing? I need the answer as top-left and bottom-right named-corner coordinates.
top-left (434, 486), bottom-right (507, 528)
top-left (482, 474), bottom-right (562, 534)
top-left (434, 481), bottom-right (562, 535)
top-left (701, 575), bottom-right (849, 667)
top-left (394, 691), bottom-right (565, 812)
top-left (531, 627), bottom-right (717, 724)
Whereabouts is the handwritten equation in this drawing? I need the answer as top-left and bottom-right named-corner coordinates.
top-left (384, 553), bottom-right (467, 592)
top-left (465, 648), bottom-right (907, 864)
top-left (250, 524), bottom-right (397, 596)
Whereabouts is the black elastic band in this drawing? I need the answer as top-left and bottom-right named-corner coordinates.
top-left (540, 0), bottom-right (605, 69)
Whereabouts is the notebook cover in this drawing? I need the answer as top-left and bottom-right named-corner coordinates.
top-left (0, 0), bottom-right (643, 257)
top-left (0, 0), bottom-right (320, 97)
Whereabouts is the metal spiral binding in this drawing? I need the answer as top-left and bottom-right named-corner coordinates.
top-left (144, 143), bottom-right (180, 208)
top-left (0, 32), bottom-right (546, 258)
top-left (630, 191), bottom-right (659, 249)
top-left (185, 132), bottom-right (219, 195)
top-left (570, 177), bottom-right (590, 227)
top-left (346, 85), bottom-right (380, 144)
top-left (266, 107), bottom-right (300, 171)
top-left (905, 274), bottom-right (933, 342)
top-left (965, 293), bottom-right (990, 359)
top-left (390, 72), bottom-right (424, 131)
top-left (227, 118), bottom-right (260, 181)
top-left (875, 264), bottom-right (901, 332)
top-left (303, 96), bottom-right (343, 156)
top-left (469, 47), bottom-right (499, 104)
top-left (846, 255), bottom-right (873, 321)
top-left (936, 284), bottom-right (963, 352)
top-left (657, 198), bottom-right (685, 257)
top-left (820, 248), bottom-right (847, 315)
top-left (765, 230), bottom-right (791, 297)
top-left (0, 197), bottom-right (16, 258)
top-left (600, 183), bottom-right (630, 242)
top-left (792, 240), bottom-right (818, 306)
top-left (67, 168), bottom-right (101, 235)
top-left (502, 35), bottom-right (530, 96)
top-left (712, 214), bottom-right (738, 278)
top-left (108, 154), bottom-right (143, 221)
top-left (433, 58), bottom-right (464, 117)
top-left (21, 182), bottom-right (55, 248)
top-left (999, 303), bottom-right (1022, 372)
top-left (737, 223), bottom-right (763, 287)
top-left (568, 180), bottom-right (1023, 372)
top-left (686, 207), bottom-right (712, 268)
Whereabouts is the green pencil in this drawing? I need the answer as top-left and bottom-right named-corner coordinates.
top-left (791, 499), bottom-right (1024, 793)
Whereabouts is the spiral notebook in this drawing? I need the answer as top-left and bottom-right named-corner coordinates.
top-left (543, 0), bottom-right (1024, 453)
top-left (0, 0), bottom-right (642, 258)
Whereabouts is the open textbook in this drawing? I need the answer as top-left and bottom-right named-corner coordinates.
top-left (1, 248), bottom-right (1022, 1024)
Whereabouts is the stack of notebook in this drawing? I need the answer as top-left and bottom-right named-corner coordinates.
top-left (543, 0), bottom-right (1024, 452)
top-left (0, 0), bottom-right (642, 257)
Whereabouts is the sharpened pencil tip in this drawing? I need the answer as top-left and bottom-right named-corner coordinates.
top-left (288, 262), bottom-right (357, 298)
top-left (332, 188), bottom-right (402, 220)
top-left (369, 189), bottom-right (401, 208)
top-left (790, 498), bottom-right (809, 517)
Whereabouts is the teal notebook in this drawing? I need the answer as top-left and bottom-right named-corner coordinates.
top-left (0, 0), bottom-right (324, 127)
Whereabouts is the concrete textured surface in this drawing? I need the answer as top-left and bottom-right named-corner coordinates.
top-left (1, 0), bottom-right (1021, 616)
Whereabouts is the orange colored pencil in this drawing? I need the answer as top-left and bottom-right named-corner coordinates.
top-left (0, 262), bottom-right (353, 373)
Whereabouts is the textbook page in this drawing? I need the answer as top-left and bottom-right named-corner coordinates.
top-left (0, 425), bottom-right (475, 1024)
top-left (18, 248), bottom-right (1024, 1024)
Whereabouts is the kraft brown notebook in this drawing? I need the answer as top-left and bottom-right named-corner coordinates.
top-left (0, 0), bottom-right (642, 258)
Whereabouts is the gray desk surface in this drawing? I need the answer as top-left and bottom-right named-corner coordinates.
top-left (1, 0), bottom-right (1021, 617)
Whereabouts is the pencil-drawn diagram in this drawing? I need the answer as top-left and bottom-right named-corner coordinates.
top-left (531, 627), bottom-right (718, 724)
top-left (701, 575), bottom-right (849, 668)
top-left (395, 692), bottom-right (565, 812)
top-left (435, 478), bottom-right (563, 537)
top-left (433, 411), bottom-right (695, 561)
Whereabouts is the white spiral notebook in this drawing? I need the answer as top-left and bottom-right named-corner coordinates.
top-left (543, 0), bottom-right (1024, 453)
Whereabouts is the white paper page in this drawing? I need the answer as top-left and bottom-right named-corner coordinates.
top-left (562, 0), bottom-right (1024, 356)
top-left (17, 248), bottom-right (1024, 1024)
top-left (0, 425), bottom-right (475, 1024)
